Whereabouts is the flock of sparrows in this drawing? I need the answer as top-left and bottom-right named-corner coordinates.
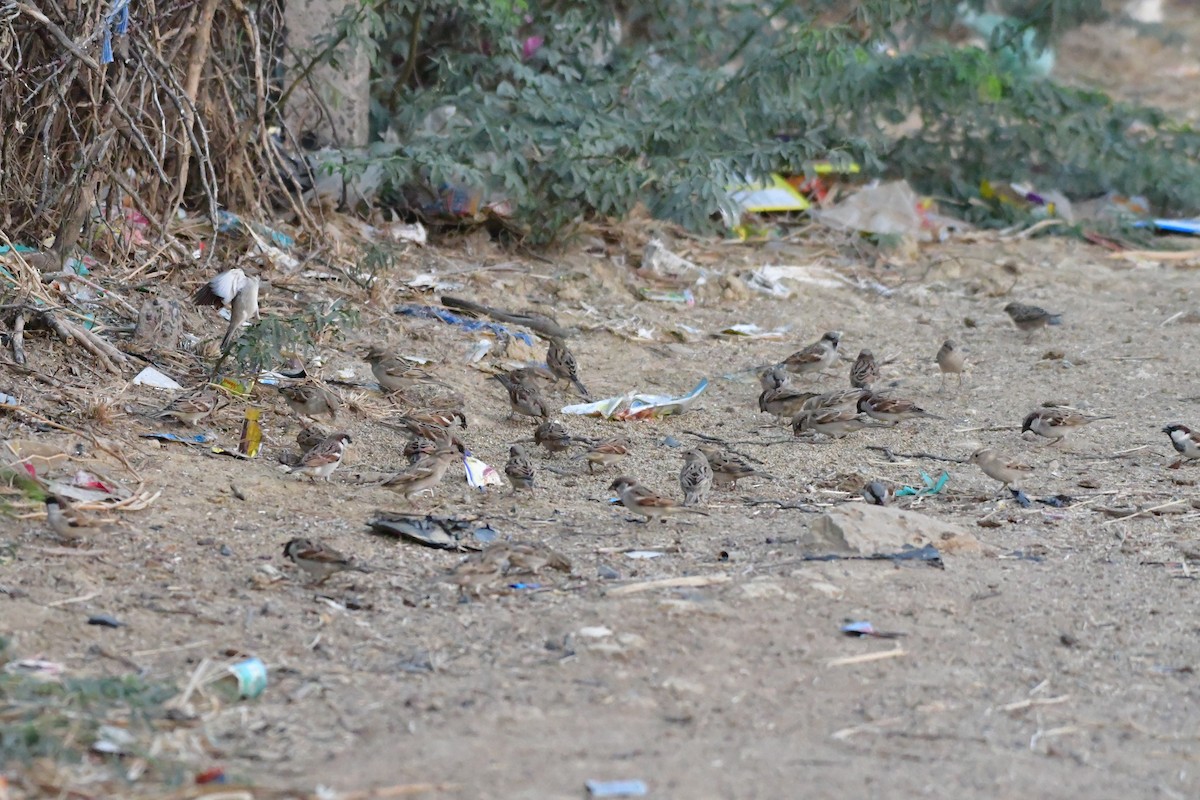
top-left (139, 274), bottom-right (1200, 586)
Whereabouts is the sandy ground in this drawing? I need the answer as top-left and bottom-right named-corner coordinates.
top-left (5, 6), bottom-right (1200, 800)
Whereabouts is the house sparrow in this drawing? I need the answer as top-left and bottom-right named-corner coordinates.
top-left (364, 347), bottom-right (448, 393)
top-left (849, 350), bottom-right (879, 389)
top-left (401, 409), bottom-right (467, 429)
top-left (194, 268), bottom-right (260, 352)
top-left (296, 423), bottom-right (331, 452)
top-left (781, 331), bottom-right (841, 375)
top-left (505, 444), bottom-right (536, 492)
top-left (1004, 301), bottom-right (1062, 331)
top-left (1163, 424), bottom-right (1200, 463)
top-left (282, 537), bottom-right (370, 584)
top-left (969, 447), bottom-right (1032, 490)
top-left (152, 389), bottom-right (222, 427)
top-left (1022, 408), bottom-right (1111, 445)
top-left (382, 446), bottom-right (460, 500)
top-left (857, 391), bottom-right (942, 425)
top-left (758, 384), bottom-right (818, 420)
top-left (609, 476), bottom-right (709, 522)
top-left (284, 432), bottom-right (352, 481)
top-left (860, 481), bottom-right (892, 506)
top-left (679, 448), bottom-right (713, 506)
top-left (760, 364), bottom-right (790, 391)
top-left (696, 445), bottom-right (774, 487)
top-left (502, 541), bottom-right (572, 575)
top-left (546, 338), bottom-right (589, 397)
top-left (534, 420), bottom-right (583, 456)
top-left (793, 408), bottom-right (874, 439)
top-left (492, 371), bottom-right (550, 420)
top-left (44, 497), bottom-right (83, 542)
top-left (278, 382), bottom-right (340, 420)
top-left (800, 387), bottom-right (867, 413)
top-left (936, 339), bottom-right (965, 391)
top-left (577, 437), bottom-right (631, 473)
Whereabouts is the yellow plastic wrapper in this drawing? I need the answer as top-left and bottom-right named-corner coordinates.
top-left (238, 407), bottom-right (263, 458)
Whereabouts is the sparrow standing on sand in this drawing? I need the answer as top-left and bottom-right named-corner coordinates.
top-left (781, 331), bottom-right (841, 376)
top-left (534, 420), bottom-right (582, 457)
top-left (758, 382), bottom-right (817, 420)
top-left (1021, 408), bottom-right (1111, 445)
top-left (152, 389), bottom-right (223, 427)
top-left (492, 371), bottom-right (550, 420)
top-left (1004, 302), bottom-right (1062, 332)
top-left (696, 445), bottom-right (774, 488)
top-left (382, 445), bottom-right (460, 501)
top-left (284, 432), bottom-right (352, 481)
top-left (546, 338), bottom-right (589, 397)
top-left (296, 423), bottom-right (331, 452)
top-left (364, 347), bottom-right (448, 394)
top-left (679, 448), bottom-right (714, 506)
top-left (1163, 424), bottom-right (1200, 464)
top-left (849, 350), bottom-right (879, 389)
top-left (194, 268), bottom-right (260, 352)
top-left (936, 339), bottom-right (965, 391)
top-left (282, 537), bottom-right (370, 584)
top-left (793, 408), bottom-right (874, 439)
top-left (505, 444), bottom-right (536, 492)
top-left (278, 382), bottom-right (340, 420)
top-left (857, 392), bottom-right (942, 425)
top-left (578, 437), bottom-right (631, 473)
top-left (969, 447), bottom-right (1032, 491)
top-left (609, 476), bottom-right (709, 523)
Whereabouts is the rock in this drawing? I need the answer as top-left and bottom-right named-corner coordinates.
top-left (804, 504), bottom-right (984, 557)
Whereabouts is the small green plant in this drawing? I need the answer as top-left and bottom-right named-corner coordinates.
top-left (230, 299), bottom-right (359, 375)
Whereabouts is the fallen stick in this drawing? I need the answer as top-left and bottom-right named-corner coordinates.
top-left (865, 445), bottom-right (966, 464)
top-left (607, 574), bottom-right (730, 596)
top-left (827, 645), bottom-right (905, 667)
top-left (1100, 498), bottom-right (1190, 525)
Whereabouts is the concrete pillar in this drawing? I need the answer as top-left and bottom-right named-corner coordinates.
top-left (283, 0), bottom-right (371, 147)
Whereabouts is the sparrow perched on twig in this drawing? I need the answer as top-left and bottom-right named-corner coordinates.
top-left (696, 445), bottom-right (774, 487)
top-left (534, 420), bottom-right (584, 457)
top-left (152, 389), bottom-right (223, 427)
top-left (857, 391), bottom-right (942, 425)
top-left (1004, 302), bottom-right (1062, 332)
top-left (577, 437), bottom-right (631, 473)
top-left (1022, 408), bottom-right (1111, 445)
top-left (609, 476), bottom-right (709, 522)
top-left (505, 444), bottom-right (536, 492)
top-left (194, 268), bottom-right (260, 352)
top-left (278, 382), bottom-right (340, 420)
top-left (382, 445), bottom-right (460, 501)
top-left (364, 347), bottom-right (448, 394)
top-left (282, 537), bottom-right (370, 584)
top-left (1163, 424), bottom-right (1200, 465)
top-left (936, 339), bottom-right (965, 391)
top-left (793, 408), bottom-right (875, 439)
top-left (781, 331), bottom-right (841, 375)
top-left (284, 432), bottom-right (352, 481)
top-left (849, 350), bottom-right (879, 389)
top-left (679, 448), bottom-right (713, 506)
top-left (492, 371), bottom-right (550, 420)
top-left (969, 447), bottom-right (1032, 490)
top-left (546, 338), bottom-right (589, 397)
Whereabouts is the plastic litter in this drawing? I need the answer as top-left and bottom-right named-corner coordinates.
top-left (624, 550), bottom-right (665, 560)
top-left (238, 408), bottom-right (263, 458)
top-left (216, 209), bottom-right (294, 249)
top-left (395, 304), bottom-right (535, 346)
top-left (368, 512), bottom-right (497, 550)
top-left (803, 544), bottom-right (943, 568)
top-left (840, 620), bottom-right (904, 639)
top-left (141, 432), bottom-right (216, 446)
top-left (639, 287), bottom-right (695, 305)
top-left (562, 378), bottom-right (708, 420)
top-left (814, 180), bottom-right (966, 242)
top-left (464, 455), bottom-right (502, 490)
top-left (641, 238), bottom-right (706, 283)
top-left (586, 779), bottom-right (648, 798)
top-left (895, 471), bottom-right (949, 497)
top-left (132, 366), bottom-right (183, 390)
top-left (715, 323), bottom-right (790, 340)
top-left (87, 614), bottom-right (124, 628)
top-left (224, 657), bottom-right (268, 699)
top-left (0, 391), bottom-right (19, 407)
top-left (746, 264), bottom-right (892, 299)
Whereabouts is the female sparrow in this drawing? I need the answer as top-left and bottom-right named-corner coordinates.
top-left (1004, 302), bottom-right (1062, 331)
top-left (781, 331), bottom-right (841, 375)
top-left (492, 372), bottom-right (550, 420)
top-left (800, 387), bottom-right (867, 413)
top-left (857, 392), bottom-right (942, 425)
top-left (153, 389), bottom-right (222, 427)
top-left (679, 449), bottom-right (713, 506)
top-left (849, 349), bottom-right (879, 389)
top-left (1022, 408), bottom-right (1110, 445)
top-left (696, 445), bottom-right (774, 487)
top-left (534, 420), bottom-right (581, 456)
top-left (296, 423), bottom-right (331, 452)
top-left (364, 347), bottom-right (447, 393)
top-left (382, 446), bottom-right (460, 501)
top-left (969, 448), bottom-right (1032, 490)
top-left (401, 409), bottom-right (467, 429)
top-left (578, 437), bottom-right (631, 474)
top-left (936, 339), bottom-right (965, 391)
top-left (1163, 424), bottom-right (1200, 463)
top-left (194, 267), bottom-right (260, 352)
top-left (609, 476), bottom-right (708, 523)
top-left (546, 338), bottom-right (589, 397)
top-left (282, 537), bottom-right (370, 584)
top-left (758, 384), bottom-right (818, 420)
top-left (793, 408), bottom-right (874, 439)
top-left (278, 382), bottom-right (340, 420)
top-left (505, 444), bottom-right (536, 492)
top-left (285, 432), bottom-right (352, 481)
